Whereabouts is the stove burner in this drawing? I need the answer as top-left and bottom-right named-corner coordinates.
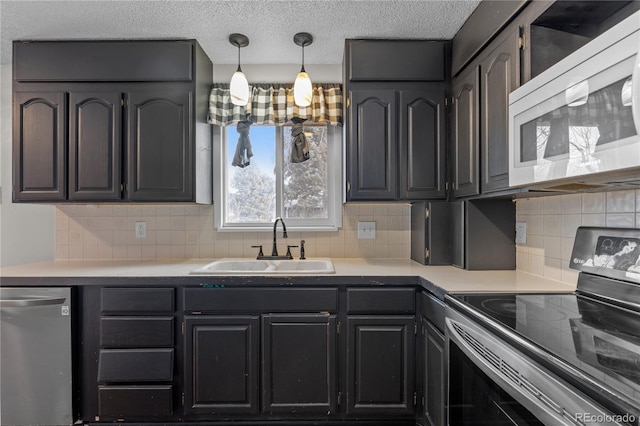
top-left (594, 315), bottom-right (640, 340)
top-left (480, 298), bottom-right (518, 317)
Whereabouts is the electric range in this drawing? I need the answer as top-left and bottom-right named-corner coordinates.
top-left (446, 227), bottom-right (640, 425)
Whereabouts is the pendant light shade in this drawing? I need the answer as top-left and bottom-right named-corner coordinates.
top-left (230, 70), bottom-right (250, 106)
top-left (229, 33), bottom-right (250, 106)
top-left (293, 32), bottom-right (313, 107)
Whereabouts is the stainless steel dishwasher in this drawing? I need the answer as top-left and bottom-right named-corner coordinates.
top-left (0, 287), bottom-right (73, 426)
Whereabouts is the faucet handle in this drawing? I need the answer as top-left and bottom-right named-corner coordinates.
top-left (286, 245), bottom-right (299, 259)
top-left (251, 245), bottom-right (264, 258)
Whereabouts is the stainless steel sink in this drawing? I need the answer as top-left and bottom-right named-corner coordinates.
top-left (190, 258), bottom-right (335, 274)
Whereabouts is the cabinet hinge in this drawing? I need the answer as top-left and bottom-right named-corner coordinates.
top-left (337, 392), bottom-right (342, 406)
top-left (425, 208), bottom-right (430, 220)
top-left (414, 322), bottom-right (418, 335)
top-left (414, 392), bottom-right (418, 406)
top-left (425, 248), bottom-right (430, 260)
top-left (120, 183), bottom-right (126, 193)
top-left (337, 321), bottom-right (341, 334)
top-left (518, 35), bottom-right (526, 49)
top-left (182, 392), bottom-right (185, 406)
top-left (182, 321), bottom-right (185, 335)
top-left (346, 181), bottom-right (351, 193)
top-left (445, 181), bottom-right (449, 191)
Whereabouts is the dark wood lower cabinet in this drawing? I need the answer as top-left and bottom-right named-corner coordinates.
top-left (262, 314), bottom-right (338, 415)
top-left (81, 286), bottom-right (425, 425)
top-left (183, 315), bottom-right (260, 416)
top-left (423, 318), bottom-right (446, 426)
top-left (347, 315), bottom-right (416, 416)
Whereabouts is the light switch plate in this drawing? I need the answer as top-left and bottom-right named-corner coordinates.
top-left (515, 222), bottom-right (527, 244)
top-left (357, 221), bottom-right (376, 239)
top-left (135, 221), bottom-right (147, 239)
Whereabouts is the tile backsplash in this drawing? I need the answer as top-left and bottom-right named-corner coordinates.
top-left (54, 203), bottom-right (411, 260)
top-left (515, 190), bottom-right (640, 285)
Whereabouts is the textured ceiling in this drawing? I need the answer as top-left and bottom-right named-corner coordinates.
top-left (0, 0), bottom-right (481, 66)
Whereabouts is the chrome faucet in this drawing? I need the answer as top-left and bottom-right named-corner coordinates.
top-left (271, 217), bottom-right (288, 257)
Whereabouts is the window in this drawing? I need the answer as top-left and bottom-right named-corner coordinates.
top-left (214, 122), bottom-right (342, 231)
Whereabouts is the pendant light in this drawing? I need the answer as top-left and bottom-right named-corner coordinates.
top-left (293, 32), bottom-right (313, 107)
top-left (229, 33), bottom-right (250, 106)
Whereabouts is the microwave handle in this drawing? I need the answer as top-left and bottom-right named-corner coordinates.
top-left (632, 48), bottom-right (640, 136)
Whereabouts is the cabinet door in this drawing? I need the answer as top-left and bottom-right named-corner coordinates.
top-left (347, 316), bottom-right (415, 416)
top-left (399, 86), bottom-right (447, 200)
top-left (422, 318), bottom-right (445, 426)
top-left (347, 89), bottom-right (398, 200)
top-left (262, 314), bottom-right (338, 414)
top-left (451, 65), bottom-right (480, 198)
top-left (480, 28), bottom-right (520, 193)
top-left (184, 316), bottom-right (260, 416)
top-left (127, 90), bottom-right (192, 201)
top-left (69, 91), bottom-right (122, 200)
top-left (13, 91), bottom-right (66, 201)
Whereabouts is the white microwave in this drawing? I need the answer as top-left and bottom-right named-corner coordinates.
top-left (509, 11), bottom-right (640, 190)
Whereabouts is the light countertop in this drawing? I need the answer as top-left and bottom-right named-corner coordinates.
top-left (0, 258), bottom-right (576, 297)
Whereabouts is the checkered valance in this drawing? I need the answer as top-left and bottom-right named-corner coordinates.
top-left (208, 83), bottom-right (343, 126)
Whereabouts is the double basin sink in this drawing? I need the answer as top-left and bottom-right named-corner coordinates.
top-left (190, 258), bottom-right (335, 275)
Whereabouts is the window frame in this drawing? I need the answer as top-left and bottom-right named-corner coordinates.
top-left (213, 123), bottom-right (343, 232)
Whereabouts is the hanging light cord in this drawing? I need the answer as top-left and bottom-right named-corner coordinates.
top-left (237, 45), bottom-right (242, 73)
top-left (300, 43), bottom-right (306, 73)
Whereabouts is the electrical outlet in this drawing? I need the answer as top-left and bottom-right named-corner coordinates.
top-left (515, 222), bottom-right (527, 244)
top-left (357, 221), bottom-right (376, 239)
top-left (135, 221), bottom-right (147, 239)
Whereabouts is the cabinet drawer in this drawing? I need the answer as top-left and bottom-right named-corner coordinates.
top-left (101, 288), bottom-right (174, 313)
top-left (98, 385), bottom-right (173, 418)
top-left (184, 287), bottom-right (338, 313)
top-left (98, 349), bottom-right (173, 382)
top-left (420, 291), bottom-right (445, 333)
top-left (346, 288), bottom-right (415, 314)
top-left (347, 40), bottom-right (446, 81)
top-left (14, 40), bottom-right (194, 82)
top-left (100, 317), bottom-right (174, 348)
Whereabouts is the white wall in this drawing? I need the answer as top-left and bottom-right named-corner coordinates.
top-left (0, 64), bottom-right (56, 267)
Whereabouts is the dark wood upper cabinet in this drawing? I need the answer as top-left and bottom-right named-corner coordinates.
top-left (68, 91), bottom-right (122, 200)
top-left (13, 91), bottom-right (67, 201)
top-left (347, 88), bottom-right (398, 201)
top-left (399, 88), bottom-right (446, 200)
top-left (346, 40), bottom-right (445, 81)
top-left (344, 40), bottom-right (449, 202)
top-left (127, 90), bottom-right (192, 202)
top-left (12, 40), bottom-right (212, 203)
top-left (451, 65), bottom-right (480, 199)
top-left (480, 27), bottom-right (520, 194)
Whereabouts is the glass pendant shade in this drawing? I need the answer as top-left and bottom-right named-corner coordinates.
top-left (294, 70), bottom-right (313, 107)
top-left (230, 70), bottom-right (250, 106)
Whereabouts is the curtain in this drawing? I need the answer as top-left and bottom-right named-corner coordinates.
top-left (208, 83), bottom-right (342, 126)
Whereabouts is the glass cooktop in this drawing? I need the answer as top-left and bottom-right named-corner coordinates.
top-left (452, 292), bottom-right (640, 409)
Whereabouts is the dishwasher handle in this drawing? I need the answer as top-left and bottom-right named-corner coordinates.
top-left (0, 296), bottom-right (66, 308)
